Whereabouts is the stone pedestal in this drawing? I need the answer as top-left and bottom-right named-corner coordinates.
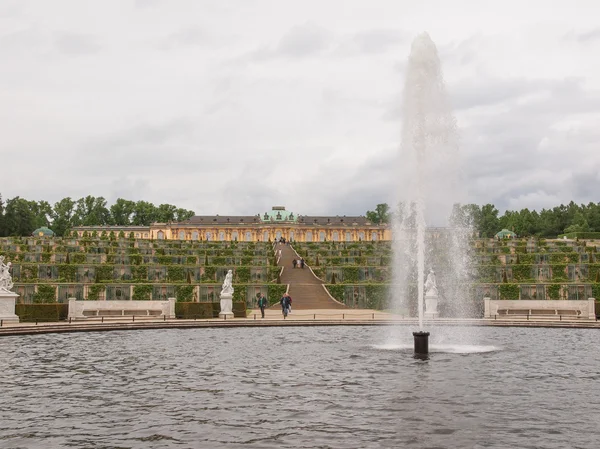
top-left (424, 293), bottom-right (439, 319)
top-left (0, 289), bottom-right (20, 323)
top-left (219, 292), bottom-right (234, 319)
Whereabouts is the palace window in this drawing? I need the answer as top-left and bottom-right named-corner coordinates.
top-left (157, 231), bottom-right (164, 240)
top-left (192, 231), bottom-right (199, 241)
top-left (371, 232), bottom-right (378, 241)
top-left (359, 232), bottom-right (365, 241)
top-left (319, 231), bottom-right (326, 242)
top-left (205, 232), bottom-right (212, 241)
top-left (332, 231), bottom-right (339, 242)
top-left (219, 232), bottom-right (225, 241)
top-left (345, 232), bottom-right (352, 242)
top-left (245, 231), bottom-right (252, 241)
top-left (306, 231), bottom-right (313, 242)
top-left (232, 231), bottom-right (239, 241)
top-left (179, 231), bottom-right (185, 240)
top-left (263, 231), bottom-right (269, 241)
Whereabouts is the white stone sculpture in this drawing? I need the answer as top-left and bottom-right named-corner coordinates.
top-left (0, 256), bottom-right (14, 293)
top-left (424, 268), bottom-right (438, 297)
top-left (219, 269), bottom-right (234, 319)
top-left (0, 256), bottom-right (19, 323)
top-left (424, 268), bottom-right (439, 319)
top-left (221, 269), bottom-right (234, 295)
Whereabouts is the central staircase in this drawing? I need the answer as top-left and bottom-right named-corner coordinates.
top-left (272, 243), bottom-right (346, 309)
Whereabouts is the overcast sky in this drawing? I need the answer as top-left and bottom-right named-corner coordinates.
top-left (2, 0), bottom-right (600, 217)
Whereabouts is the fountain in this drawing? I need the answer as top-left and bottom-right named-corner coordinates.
top-left (392, 33), bottom-right (468, 355)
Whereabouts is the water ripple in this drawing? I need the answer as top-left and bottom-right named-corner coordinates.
top-left (1, 326), bottom-right (599, 448)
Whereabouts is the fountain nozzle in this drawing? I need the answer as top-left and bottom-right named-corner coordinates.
top-left (413, 331), bottom-right (430, 355)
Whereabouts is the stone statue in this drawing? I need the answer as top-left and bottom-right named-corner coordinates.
top-left (221, 269), bottom-right (234, 295)
top-left (424, 268), bottom-right (438, 297)
top-left (0, 256), bottom-right (14, 292)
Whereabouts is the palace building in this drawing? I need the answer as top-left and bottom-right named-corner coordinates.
top-left (72, 206), bottom-right (391, 242)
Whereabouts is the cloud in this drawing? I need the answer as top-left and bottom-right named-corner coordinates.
top-left (156, 26), bottom-right (208, 50)
top-left (334, 29), bottom-right (407, 56)
top-left (54, 32), bottom-right (100, 55)
top-left (566, 28), bottom-right (600, 43)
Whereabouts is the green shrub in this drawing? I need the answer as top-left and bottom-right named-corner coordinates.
top-left (267, 284), bottom-right (287, 305)
top-left (15, 304), bottom-right (68, 322)
top-left (235, 267), bottom-right (251, 283)
top-left (498, 283), bottom-right (519, 300)
top-left (167, 266), bottom-right (185, 282)
top-left (88, 284), bottom-right (105, 300)
top-left (342, 266), bottom-right (359, 283)
top-left (547, 284), bottom-right (562, 300)
top-left (175, 285), bottom-right (194, 302)
top-left (326, 284), bottom-right (345, 301)
top-left (175, 302), bottom-right (219, 318)
top-left (132, 284), bottom-right (153, 300)
top-left (33, 284), bottom-right (56, 303)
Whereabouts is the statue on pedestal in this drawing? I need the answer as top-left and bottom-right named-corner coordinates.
top-left (424, 268), bottom-right (438, 297)
top-left (0, 256), bottom-right (14, 293)
top-left (219, 269), bottom-right (234, 318)
top-left (221, 269), bottom-right (234, 296)
top-left (424, 268), bottom-right (439, 319)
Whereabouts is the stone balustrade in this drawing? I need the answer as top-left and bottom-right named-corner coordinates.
top-left (68, 298), bottom-right (176, 320)
top-left (484, 298), bottom-right (596, 320)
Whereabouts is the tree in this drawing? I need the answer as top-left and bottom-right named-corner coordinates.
top-left (175, 207), bottom-right (195, 222)
top-left (52, 197), bottom-right (77, 237)
top-left (110, 198), bottom-right (135, 225)
top-left (75, 196), bottom-right (110, 226)
top-left (477, 204), bottom-right (500, 238)
top-left (3, 197), bottom-right (37, 236)
top-left (155, 203), bottom-right (177, 223)
top-left (132, 201), bottom-right (157, 225)
top-left (0, 194), bottom-right (5, 237)
top-left (366, 203), bottom-right (390, 224)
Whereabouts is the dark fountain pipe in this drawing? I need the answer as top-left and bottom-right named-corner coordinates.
top-left (413, 331), bottom-right (430, 355)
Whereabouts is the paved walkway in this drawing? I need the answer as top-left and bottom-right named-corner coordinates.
top-left (274, 242), bottom-right (346, 309)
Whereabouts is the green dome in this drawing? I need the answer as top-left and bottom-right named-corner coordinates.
top-left (261, 207), bottom-right (297, 222)
top-left (495, 228), bottom-right (516, 239)
top-left (32, 226), bottom-right (55, 237)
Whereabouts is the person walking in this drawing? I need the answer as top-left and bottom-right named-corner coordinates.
top-left (280, 294), bottom-right (290, 318)
top-left (292, 259), bottom-right (297, 269)
top-left (300, 258), bottom-right (305, 269)
top-left (257, 293), bottom-right (268, 319)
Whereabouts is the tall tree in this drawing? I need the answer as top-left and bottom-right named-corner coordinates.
top-left (110, 198), bottom-right (136, 225)
top-left (155, 203), bottom-right (177, 223)
top-left (75, 196), bottom-right (110, 226)
top-left (366, 203), bottom-right (391, 224)
top-left (477, 204), bottom-right (500, 238)
top-left (0, 194), bottom-right (5, 237)
top-left (3, 197), bottom-right (37, 236)
top-left (175, 207), bottom-right (195, 222)
top-left (132, 201), bottom-right (157, 225)
top-left (52, 197), bottom-right (77, 236)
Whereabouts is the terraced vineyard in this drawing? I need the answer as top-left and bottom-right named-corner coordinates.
top-left (0, 236), bottom-right (287, 308)
top-left (2, 235), bottom-right (599, 317)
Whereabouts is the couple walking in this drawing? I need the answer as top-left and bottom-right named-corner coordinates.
top-left (280, 293), bottom-right (292, 317)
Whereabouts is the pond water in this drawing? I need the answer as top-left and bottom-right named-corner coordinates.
top-left (1, 325), bottom-right (599, 448)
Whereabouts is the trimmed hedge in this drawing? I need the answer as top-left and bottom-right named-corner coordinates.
top-left (175, 302), bottom-right (246, 318)
top-left (15, 304), bottom-right (68, 322)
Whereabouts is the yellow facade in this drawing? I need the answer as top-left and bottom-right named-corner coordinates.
top-left (74, 206), bottom-right (391, 242)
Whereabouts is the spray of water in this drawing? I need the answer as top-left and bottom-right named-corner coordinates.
top-left (391, 33), bottom-right (472, 336)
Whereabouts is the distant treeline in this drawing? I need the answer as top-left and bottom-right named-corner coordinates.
top-left (0, 194), bottom-right (195, 237)
top-left (449, 202), bottom-right (600, 238)
top-left (366, 201), bottom-right (600, 238)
